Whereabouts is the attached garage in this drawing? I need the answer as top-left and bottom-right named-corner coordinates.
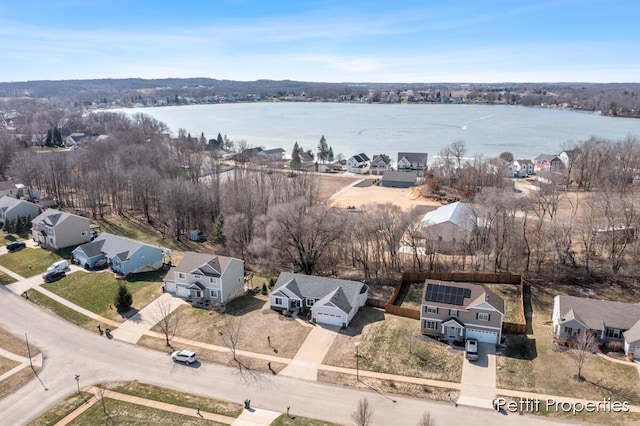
top-left (314, 311), bottom-right (344, 327)
top-left (465, 328), bottom-right (499, 344)
top-left (175, 285), bottom-right (190, 298)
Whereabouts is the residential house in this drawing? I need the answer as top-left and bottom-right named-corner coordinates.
top-left (318, 164), bottom-right (337, 173)
top-left (534, 154), bottom-right (562, 172)
top-left (380, 171), bottom-right (418, 188)
top-left (31, 208), bottom-right (91, 250)
top-left (420, 280), bottom-right (505, 344)
top-left (369, 154), bottom-right (392, 175)
top-left (552, 295), bottom-right (640, 360)
top-left (64, 132), bottom-right (86, 147)
top-left (0, 180), bottom-right (18, 198)
top-left (0, 196), bottom-right (41, 226)
top-left (346, 153), bottom-right (371, 174)
top-left (298, 152), bottom-right (315, 166)
top-left (72, 233), bottom-right (164, 275)
top-left (258, 148), bottom-right (286, 161)
top-left (163, 252), bottom-right (245, 304)
top-left (397, 152), bottom-right (429, 177)
top-left (558, 149), bottom-right (581, 169)
top-left (269, 272), bottom-right (368, 327)
top-left (506, 159), bottom-right (535, 177)
top-left (420, 201), bottom-right (476, 243)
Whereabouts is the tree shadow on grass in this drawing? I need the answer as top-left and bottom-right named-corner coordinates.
top-left (337, 306), bottom-right (386, 337)
top-left (501, 334), bottom-right (537, 361)
top-left (582, 377), bottom-right (640, 405)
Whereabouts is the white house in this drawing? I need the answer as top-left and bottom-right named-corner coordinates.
top-left (370, 154), bottom-right (392, 175)
top-left (506, 159), bottom-right (535, 177)
top-left (270, 272), bottom-right (368, 327)
top-left (163, 252), bottom-right (245, 304)
top-left (346, 153), bottom-right (370, 174)
top-left (420, 201), bottom-right (476, 243)
top-left (397, 152), bottom-right (429, 176)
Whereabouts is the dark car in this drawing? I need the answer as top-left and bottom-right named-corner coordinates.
top-left (6, 241), bottom-right (26, 252)
top-left (43, 270), bottom-right (65, 283)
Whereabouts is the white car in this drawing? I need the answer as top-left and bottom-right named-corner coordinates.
top-left (171, 350), bottom-right (197, 364)
top-left (46, 260), bottom-right (69, 274)
top-left (465, 338), bottom-right (479, 361)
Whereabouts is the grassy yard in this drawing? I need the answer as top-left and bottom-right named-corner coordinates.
top-left (497, 284), bottom-right (640, 405)
top-left (272, 414), bottom-right (336, 426)
top-left (0, 248), bottom-right (64, 277)
top-left (0, 273), bottom-right (16, 285)
top-left (67, 398), bottom-right (224, 426)
top-left (107, 382), bottom-right (242, 418)
top-left (28, 392), bottom-right (91, 426)
top-left (153, 293), bottom-right (311, 359)
top-left (0, 326), bottom-right (40, 358)
top-left (25, 290), bottom-right (98, 330)
top-left (485, 283), bottom-right (523, 324)
top-left (399, 282), bottom-right (423, 310)
top-left (44, 270), bottom-right (163, 322)
top-left (322, 307), bottom-right (463, 382)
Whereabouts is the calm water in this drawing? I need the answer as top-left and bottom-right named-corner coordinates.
top-left (116, 103), bottom-right (640, 163)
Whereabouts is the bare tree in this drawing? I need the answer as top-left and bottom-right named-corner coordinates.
top-left (96, 386), bottom-right (108, 415)
top-left (220, 319), bottom-right (262, 382)
top-left (150, 296), bottom-right (182, 347)
top-left (417, 412), bottom-right (436, 426)
top-left (351, 397), bottom-right (374, 426)
top-left (569, 331), bottom-right (599, 380)
top-left (450, 139), bottom-right (467, 170)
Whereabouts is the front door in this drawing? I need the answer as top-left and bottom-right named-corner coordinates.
top-left (447, 326), bottom-right (458, 339)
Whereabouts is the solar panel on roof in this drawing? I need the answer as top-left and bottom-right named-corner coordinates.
top-left (424, 283), bottom-right (470, 306)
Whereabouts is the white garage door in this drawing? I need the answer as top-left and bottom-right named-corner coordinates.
top-left (176, 285), bottom-right (190, 298)
top-left (315, 312), bottom-right (343, 327)
top-left (634, 346), bottom-right (640, 360)
top-left (466, 328), bottom-right (498, 344)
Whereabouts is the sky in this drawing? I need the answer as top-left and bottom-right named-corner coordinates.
top-left (0, 0), bottom-right (639, 83)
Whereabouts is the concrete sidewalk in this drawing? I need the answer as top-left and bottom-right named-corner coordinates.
top-left (110, 293), bottom-right (188, 343)
top-left (279, 324), bottom-right (340, 381)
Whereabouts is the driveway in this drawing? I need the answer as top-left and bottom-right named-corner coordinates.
top-left (457, 342), bottom-right (496, 409)
top-left (279, 324), bottom-right (340, 381)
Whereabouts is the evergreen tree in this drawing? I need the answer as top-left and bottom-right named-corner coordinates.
top-left (212, 214), bottom-right (225, 244)
top-left (217, 132), bottom-right (224, 148)
top-left (291, 141), bottom-right (302, 170)
top-left (199, 132), bottom-right (207, 147)
top-left (45, 129), bottom-right (53, 147)
top-left (328, 146), bottom-right (334, 162)
top-left (114, 283), bottom-right (133, 312)
top-left (53, 126), bottom-right (63, 146)
top-left (317, 135), bottom-right (329, 162)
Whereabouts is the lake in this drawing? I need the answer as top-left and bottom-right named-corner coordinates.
top-left (114, 103), bottom-right (640, 163)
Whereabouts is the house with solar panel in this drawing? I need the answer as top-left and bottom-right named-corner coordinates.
top-left (269, 272), bottom-right (368, 327)
top-left (346, 153), bottom-right (371, 174)
top-left (163, 252), bottom-right (245, 304)
top-left (420, 280), bottom-right (505, 344)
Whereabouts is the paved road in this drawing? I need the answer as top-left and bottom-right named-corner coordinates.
top-left (0, 286), bottom-right (562, 426)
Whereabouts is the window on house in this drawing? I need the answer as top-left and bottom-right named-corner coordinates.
top-left (564, 327), bottom-right (573, 335)
top-left (81, 231), bottom-right (87, 237)
top-left (426, 306), bottom-right (438, 314)
top-left (425, 320), bottom-right (437, 330)
top-left (450, 309), bottom-right (458, 317)
top-left (210, 289), bottom-right (218, 299)
top-left (209, 277), bottom-right (214, 283)
top-left (275, 297), bottom-right (283, 305)
top-left (178, 273), bottom-right (185, 279)
top-left (194, 275), bottom-right (201, 279)
top-left (477, 312), bottom-right (490, 321)
top-left (606, 329), bottom-right (620, 339)
top-left (307, 298), bottom-right (315, 307)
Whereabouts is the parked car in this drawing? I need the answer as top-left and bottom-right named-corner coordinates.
top-left (46, 260), bottom-right (69, 274)
top-left (42, 270), bottom-right (66, 283)
top-left (465, 338), bottom-right (479, 361)
top-left (6, 241), bottom-right (26, 252)
top-left (171, 349), bottom-right (197, 364)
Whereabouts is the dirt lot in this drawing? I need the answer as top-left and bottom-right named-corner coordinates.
top-left (328, 182), bottom-right (441, 212)
top-left (316, 175), bottom-right (360, 201)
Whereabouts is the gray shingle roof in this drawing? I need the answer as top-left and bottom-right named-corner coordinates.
top-left (75, 232), bottom-right (161, 260)
top-left (168, 252), bottom-right (235, 279)
top-left (381, 171), bottom-right (417, 183)
top-left (273, 272), bottom-right (367, 314)
top-left (398, 152), bottom-right (428, 166)
top-left (314, 287), bottom-right (352, 314)
top-left (556, 295), bottom-right (640, 331)
top-left (32, 208), bottom-right (88, 228)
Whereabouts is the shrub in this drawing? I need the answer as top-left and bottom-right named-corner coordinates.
top-left (114, 283), bottom-right (133, 312)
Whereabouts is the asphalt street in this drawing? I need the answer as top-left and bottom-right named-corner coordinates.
top-left (0, 285), bottom-right (560, 426)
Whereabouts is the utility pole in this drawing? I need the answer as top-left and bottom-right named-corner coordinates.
top-left (24, 332), bottom-right (33, 369)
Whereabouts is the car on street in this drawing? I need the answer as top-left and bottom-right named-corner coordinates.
top-left (6, 241), bottom-right (26, 252)
top-left (171, 349), bottom-right (197, 364)
top-left (42, 270), bottom-right (66, 283)
top-left (465, 338), bottom-right (479, 361)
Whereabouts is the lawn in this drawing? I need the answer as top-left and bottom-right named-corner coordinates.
top-left (25, 290), bottom-right (97, 330)
top-left (272, 414), bottom-right (336, 426)
top-left (322, 307), bottom-right (463, 382)
top-left (67, 398), bottom-right (224, 426)
top-left (0, 248), bottom-right (64, 277)
top-left (0, 355), bottom-right (20, 376)
top-left (497, 285), bottom-right (640, 404)
top-left (153, 293), bottom-right (311, 359)
top-left (28, 392), bottom-right (91, 426)
top-left (107, 382), bottom-right (242, 418)
top-left (0, 273), bottom-right (16, 285)
top-left (45, 270), bottom-right (163, 322)
top-left (399, 282), bottom-right (424, 310)
top-left (485, 283), bottom-right (523, 324)
top-left (0, 326), bottom-right (40, 358)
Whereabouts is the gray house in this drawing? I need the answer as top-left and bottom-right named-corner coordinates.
top-left (420, 280), bottom-right (505, 344)
top-left (72, 233), bottom-right (164, 275)
top-left (370, 154), bottom-right (392, 175)
top-left (31, 209), bottom-right (91, 250)
top-left (552, 295), bottom-right (640, 360)
top-left (380, 171), bottom-right (418, 188)
top-left (397, 152), bottom-right (429, 176)
top-left (163, 252), bottom-right (245, 304)
top-left (0, 196), bottom-right (41, 226)
top-left (270, 272), bottom-right (368, 327)
top-left (258, 148), bottom-right (286, 161)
